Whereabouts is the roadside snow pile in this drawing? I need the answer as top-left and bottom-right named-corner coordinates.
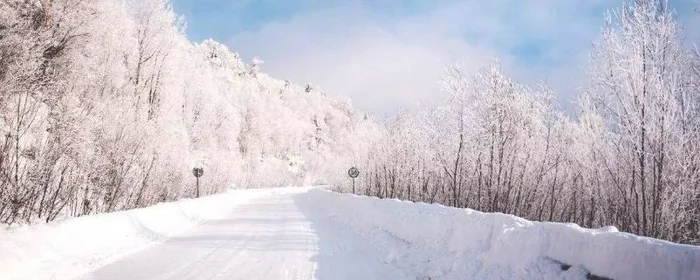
top-left (0, 188), bottom-right (273, 280)
top-left (303, 189), bottom-right (700, 280)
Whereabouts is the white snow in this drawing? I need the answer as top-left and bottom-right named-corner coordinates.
top-left (2, 187), bottom-right (698, 280)
top-left (305, 190), bottom-right (700, 280)
top-left (0, 188), bottom-right (274, 280)
top-left (79, 187), bottom-right (406, 280)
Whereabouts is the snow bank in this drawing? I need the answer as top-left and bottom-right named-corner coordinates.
top-left (303, 189), bottom-right (700, 280)
top-left (0, 188), bottom-right (279, 280)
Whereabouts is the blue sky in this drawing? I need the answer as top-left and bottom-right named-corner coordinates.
top-left (172, 0), bottom-right (699, 116)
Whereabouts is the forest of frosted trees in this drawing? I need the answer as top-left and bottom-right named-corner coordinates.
top-left (353, 1), bottom-right (700, 245)
top-left (1, 0), bottom-right (699, 246)
top-left (0, 0), bottom-right (378, 224)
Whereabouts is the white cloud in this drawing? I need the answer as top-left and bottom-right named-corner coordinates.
top-left (224, 1), bottom-right (622, 116)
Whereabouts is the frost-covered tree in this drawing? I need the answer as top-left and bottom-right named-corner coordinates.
top-left (584, 0), bottom-right (700, 241)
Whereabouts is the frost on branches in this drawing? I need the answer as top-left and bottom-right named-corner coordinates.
top-left (346, 1), bottom-right (700, 245)
top-left (0, 0), bottom-right (377, 224)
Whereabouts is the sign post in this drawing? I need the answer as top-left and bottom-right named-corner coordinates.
top-left (192, 167), bottom-right (204, 198)
top-left (348, 167), bottom-right (359, 193)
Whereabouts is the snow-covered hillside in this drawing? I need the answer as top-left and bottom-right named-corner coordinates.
top-left (0, 0), bottom-right (381, 227)
top-left (2, 187), bottom-right (697, 280)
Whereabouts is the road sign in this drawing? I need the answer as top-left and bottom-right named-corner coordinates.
top-left (193, 167), bottom-right (204, 178)
top-left (193, 167), bottom-right (204, 198)
top-left (348, 167), bottom-right (359, 178)
top-left (348, 167), bottom-right (359, 193)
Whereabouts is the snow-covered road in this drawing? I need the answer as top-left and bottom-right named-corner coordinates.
top-left (80, 189), bottom-right (406, 280)
top-left (3, 187), bottom-right (698, 280)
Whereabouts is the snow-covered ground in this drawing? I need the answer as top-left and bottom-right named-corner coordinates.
top-left (2, 187), bottom-right (698, 280)
top-left (306, 190), bottom-right (700, 280)
top-left (0, 188), bottom-right (275, 280)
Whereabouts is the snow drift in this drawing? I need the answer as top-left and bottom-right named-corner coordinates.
top-left (0, 188), bottom-right (274, 280)
top-left (299, 189), bottom-right (700, 280)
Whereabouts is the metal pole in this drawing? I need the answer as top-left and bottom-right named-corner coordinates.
top-left (352, 178), bottom-right (355, 194)
top-left (196, 176), bottom-right (200, 198)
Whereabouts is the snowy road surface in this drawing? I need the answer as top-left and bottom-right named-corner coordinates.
top-left (4, 187), bottom-right (698, 280)
top-left (80, 188), bottom-right (407, 280)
